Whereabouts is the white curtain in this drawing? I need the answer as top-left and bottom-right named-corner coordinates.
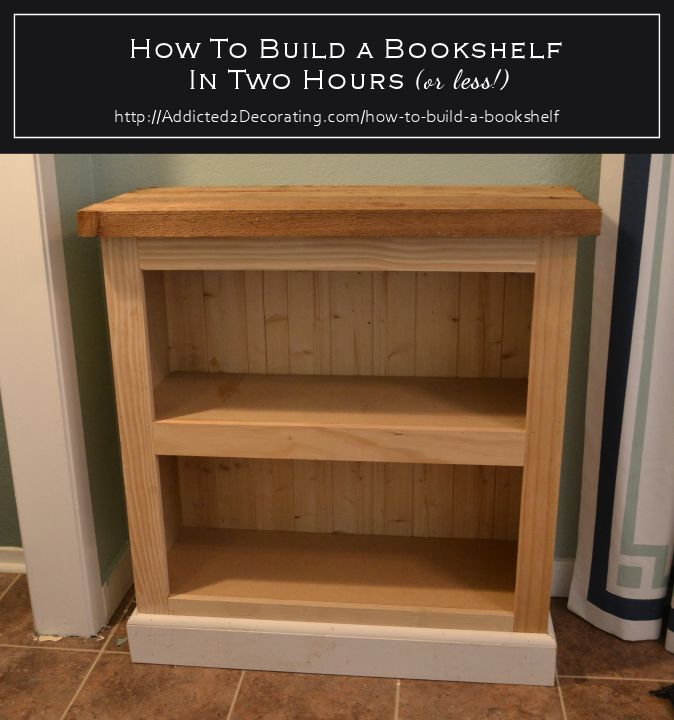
top-left (569, 154), bottom-right (674, 650)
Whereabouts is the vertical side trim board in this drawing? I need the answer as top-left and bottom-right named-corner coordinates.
top-left (101, 238), bottom-right (170, 613)
top-left (514, 238), bottom-right (578, 632)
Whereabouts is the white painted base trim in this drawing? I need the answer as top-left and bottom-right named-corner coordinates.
top-left (551, 559), bottom-right (575, 598)
top-left (127, 612), bottom-right (557, 685)
top-left (101, 544), bottom-right (133, 622)
top-left (0, 547), bottom-right (26, 574)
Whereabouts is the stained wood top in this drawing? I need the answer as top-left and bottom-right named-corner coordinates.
top-left (78, 185), bottom-right (601, 238)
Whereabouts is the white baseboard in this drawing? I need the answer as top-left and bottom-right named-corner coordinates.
top-left (0, 546), bottom-right (26, 574)
top-left (128, 611), bottom-right (557, 685)
top-left (101, 543), bottom-right (133, 621)
top-left (551, 559), bottom-right (574, 597)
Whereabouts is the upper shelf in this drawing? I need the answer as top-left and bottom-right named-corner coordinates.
top-left (78, 185), bottom-right (601, 238)
top-left (152, 373), bottom-right (527, 466)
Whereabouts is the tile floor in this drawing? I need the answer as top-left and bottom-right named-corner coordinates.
top-left (1, 573), bottom-right (673, 719)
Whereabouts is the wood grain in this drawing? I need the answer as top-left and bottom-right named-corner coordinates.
top-left (167, 527), bottom-right (516, 631)
top-left (332, 462), bottom-right (374, 535)
top-left (458, 273), bottom-right (505, 378)
top-left (263, 271), bottom-right (290, 374)
top-left (493, 467), bottom-right (523, 541)
top-left (514, 237), bottom-right (577, 633)
top-left (415, 271), bottom-right (460, 376)
top-left (413, 464), bottom-right (454, 538)
top-left (143, 271), bottom-right (170, 390)
top-left (138, 237), bottom-right (539, 273)
top-left (203, 270), bottom-right (248, 373)
top-left (214, 457), bottom-right (256, 530)
top-left (101, 238), bottom-right (169, 613)
top-left (176, 457), bottom-right (523, 542)
top-left (177, 457), bottom-right (218, 527)
top-left (164, 270), bottom-right (207, 372)
top-left (157, 268), bottom-right (534, 540)
top-left (252, 459), bottom-right (294, 532)
top-left (501, 273), bottom-right (535, 379)
top-left (292, 460), bottom-right (333, 533)
top-left (158, 456), bottom-right (181, 551)
top-left (78, 185), bottom-right (601, 238)
top-left (152, 373), bottom-right (527, 466)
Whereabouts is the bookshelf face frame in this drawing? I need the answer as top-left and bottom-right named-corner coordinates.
top-left (101, 233), bottom-right (576, 635)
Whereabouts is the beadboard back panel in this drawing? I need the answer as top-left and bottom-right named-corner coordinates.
top-left (146, 269), bottom-right (533, 540)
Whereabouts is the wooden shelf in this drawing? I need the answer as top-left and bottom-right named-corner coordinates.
top-left (167, 528), bottom-right (516, 631)
top-left (153, 373), bottom-right (527, 466)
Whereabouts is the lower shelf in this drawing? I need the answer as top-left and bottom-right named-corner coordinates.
top-left (167, 528), bottom-right (517, 631)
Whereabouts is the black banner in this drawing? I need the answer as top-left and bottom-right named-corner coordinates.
top-left (8, 10), bottom-right (669, 151)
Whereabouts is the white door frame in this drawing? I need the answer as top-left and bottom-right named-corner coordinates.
top-left (0, 154), bottom-right (107, 636)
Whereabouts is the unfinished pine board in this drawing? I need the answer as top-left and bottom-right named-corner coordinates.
top-left (214, 458), bottom-right (256, 530)
top-left (152, 373), bottom-right (527, 466)
top-left (493, 467), bottom-right (523, 541)
top-left (138, 237), bottom-right (540, 273)
top-left (332, 461), bottom-right (374, 535)
top-left (252, 459), bottom-right (294, 532)
top-left (458, 273), bottom-right (506, 378)
top-left (164, 271), bottom-right (207, 372)
top-left (287, 271), bottom-right (331, 374)
top-left (143, 272), bottom-right (170, 389)
top-left (501, 273), bottom-right (535, 379)
top-left (202, 270), bottom-right (248, 373)
top-left (148, 270), bottom-right (531, 381)
top-left (78, 185), bottom-right (601, 238)
top-left (101, 238), bottom-right (169, 613)
top-left (158, 456), bottom-right (181, 551)
top-left (415, 272), bottom-right (460, 376)
top-left (173, 458), bottom-right (521, 542)
top-left (292, 460), bottom-right (333, 533)
top-left (373, 463), bottom-right (415, 536)
top-left (262, 271), bottom-right (291, 374)
top-left (413, 464), bottom-right (454, 537)
top-left (514, 238), bottom-right (577, 633)
top-left (453, 466), bottom-right (496, 539)
top-left (177, 457), bottom-right (218, 528)
top-left (330, 271), bottom-right (374, 376)
top-left (167, 527), bottom-right (516, 631)
top-left (243, 271), bottom-right (267, 373)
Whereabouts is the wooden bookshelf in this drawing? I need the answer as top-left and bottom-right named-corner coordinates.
top-left (82, 185), bottom-right (600, 684)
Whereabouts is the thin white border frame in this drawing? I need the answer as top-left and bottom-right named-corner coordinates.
top-left (12, 12), bottom-right (661, 140)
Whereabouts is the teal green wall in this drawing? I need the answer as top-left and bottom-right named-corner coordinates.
top-left (54, 155), bottom-right (128, 581)
top-left (0, 394), bottom-right (21, 547)
top-left (38, 153), bottom-right (597, 576)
